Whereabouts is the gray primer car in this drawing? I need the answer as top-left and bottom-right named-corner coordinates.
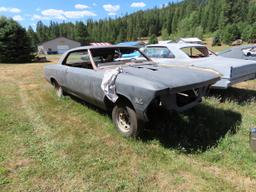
top-left (44, 46), bottom-right (220, 137)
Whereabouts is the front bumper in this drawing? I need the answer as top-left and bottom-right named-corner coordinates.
top-left (138, 86), bottom-right (210, 122)
top-left (159, 86), bottom-right (209, 112)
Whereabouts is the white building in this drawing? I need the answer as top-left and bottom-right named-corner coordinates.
top-left (38, 37), bottom-right (81, 54)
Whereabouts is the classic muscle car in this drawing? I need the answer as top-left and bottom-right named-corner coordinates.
top-left (144, 43), bottom-right (256, 89)
top-left (44, 46), bottom-right (220, 137)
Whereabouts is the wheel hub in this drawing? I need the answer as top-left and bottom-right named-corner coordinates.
top-left (117, 109), bottom-right (131, 133)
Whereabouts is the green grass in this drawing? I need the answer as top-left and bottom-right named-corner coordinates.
top-left (0, 63), bottom-right (256, 191)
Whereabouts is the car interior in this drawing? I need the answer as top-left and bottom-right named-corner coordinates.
top-left (181, 47), bottom-right (209, 58)
top-left (64, 51), bottom-right (94, 69)
top-left (90, 47), bottom-right (147, 67)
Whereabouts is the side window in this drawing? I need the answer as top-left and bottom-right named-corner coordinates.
top-left (64, 50), bottom-right (93, 69)
top-left (144, 47), bottom-right (175, 58)
top-left (181, 47), bottom-right (209, 58)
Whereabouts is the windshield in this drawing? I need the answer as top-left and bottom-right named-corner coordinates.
top-left (181, 46), bottom-right (209, 58)
top-left (144, 46), bottom-right (175, 58)
top-left (90, 47), bottom-right (149, 68)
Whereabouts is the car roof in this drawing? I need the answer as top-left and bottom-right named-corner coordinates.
top-left (69, 45), bottom-right (138, 52)
top-left (146, 43), bottom-right (206, 49)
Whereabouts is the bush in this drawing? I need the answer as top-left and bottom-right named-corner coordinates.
top-left (194, 26), bottom-right (204, 40)
top-left (222, 24), bottom-right (240, 45)
top-left (212, 31), bottom-right (222, 46)
top-left (248, 24), bottom-right (256, 43)
top-left (241, 25), bottom-right (252, 42)
top-left (148, 34), bottom-right (158, 44)
top-left (0, 17), bottom-right (34, 63)
top-left (161, 28), bottom-right (169, 40)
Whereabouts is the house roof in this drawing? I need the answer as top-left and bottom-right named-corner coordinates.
top-left (39, 37), bottom-right (80, 46)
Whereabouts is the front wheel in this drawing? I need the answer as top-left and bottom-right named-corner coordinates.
top-left (112, 102), bottom-right (141, 137)
top-left (52, 81), bottom-right (64, 98)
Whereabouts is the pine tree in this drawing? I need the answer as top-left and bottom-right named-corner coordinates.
top-left (75, 21), bottom-right (89, 45)
top-left (27, 26), bottom-right (39, 51)
top-left (0, 17), bottom-right (33, 63)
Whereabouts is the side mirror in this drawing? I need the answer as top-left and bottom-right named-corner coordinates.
top-left (249, 128), bottom-right (256, 152)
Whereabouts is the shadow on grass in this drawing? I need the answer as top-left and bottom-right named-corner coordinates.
top-left (210, 87), bottom-right (256, 104)
top-left (66, 94), bottom-right (242, 153)
top-left (141, 104), bottom-right (242, 153)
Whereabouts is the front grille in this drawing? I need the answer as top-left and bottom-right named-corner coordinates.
top-left (176, 89), bottom-right (199, 107)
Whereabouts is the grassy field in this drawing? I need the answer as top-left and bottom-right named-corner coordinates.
top-left (1, 55), bottom-right (256, 191)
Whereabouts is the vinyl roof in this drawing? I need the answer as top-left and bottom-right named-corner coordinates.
top-left (146, 43), bottom-right (206, 49)
top-left (68, 45), bottom-right (138, 52)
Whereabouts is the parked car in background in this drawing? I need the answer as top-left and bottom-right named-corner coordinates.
top-left (218, 45), bottom-right (256, 61)
top-left (117, 41), bottom-right (146, 48)
top-left (116, 41), bottom-right (146, 59)
top-left (242, 46), bottom-right (256, 56)
top-left (144, 43), bottom-right (256, 89)
top-left (44, 46), bottom-right (220, 137)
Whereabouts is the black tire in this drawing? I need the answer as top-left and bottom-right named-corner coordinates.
top-left (247, 52), bottom-right (251, 56)
top-left (112, 102), bottom-right (141, 137)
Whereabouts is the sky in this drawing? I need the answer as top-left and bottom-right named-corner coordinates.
top-left (0, 0), bottom-right (179, 28)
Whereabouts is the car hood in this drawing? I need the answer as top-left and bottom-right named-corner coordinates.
top-left (120, 64), bottom-right (220, 92)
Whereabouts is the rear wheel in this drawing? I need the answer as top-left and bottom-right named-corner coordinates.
top-left (112, 102), bottom-right (141, 137)
top-left (247, 52), bottom-right (251, 56)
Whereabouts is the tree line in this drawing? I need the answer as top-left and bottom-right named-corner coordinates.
top-left (28, 0), bottom-right (256, 48)
top-left (1, 0), bottom-right (256, 63)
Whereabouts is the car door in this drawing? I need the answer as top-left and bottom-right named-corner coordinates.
top-left (63, 50), bottom-right (99, 104)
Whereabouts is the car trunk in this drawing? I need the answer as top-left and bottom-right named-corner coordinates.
top-left (189, 57), bottom-right (256, 80)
